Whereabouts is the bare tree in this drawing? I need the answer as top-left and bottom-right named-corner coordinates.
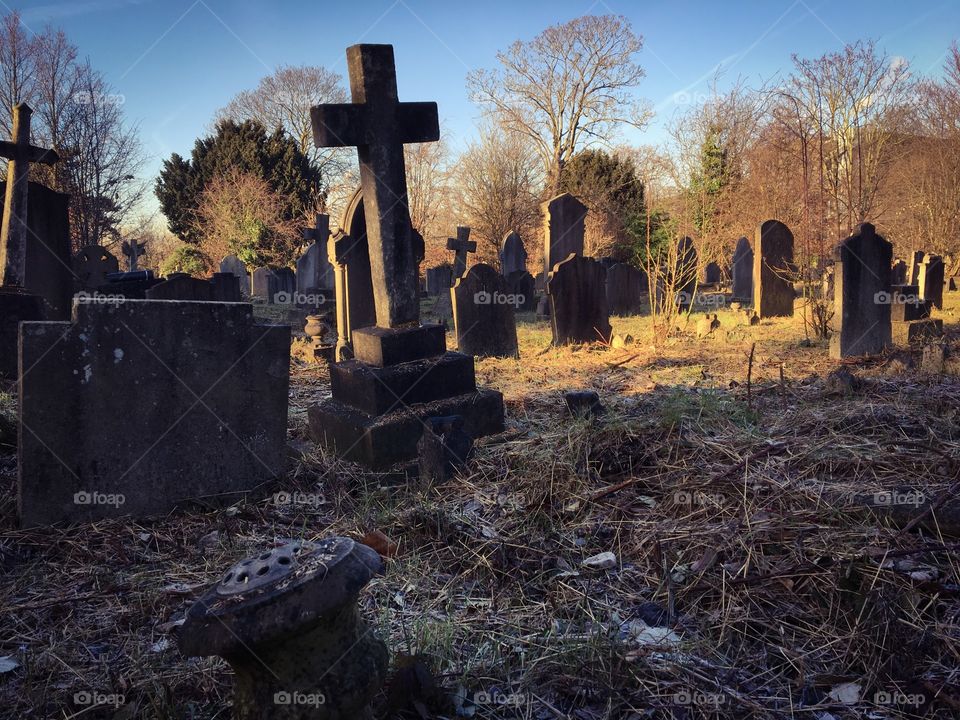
top-left (217, 65), bottom-right (350, 196)
top-left (405, 136), bottom-right (450, 251)
top-left (454, 124), bottom-right (542, 266)
top-left (468, 14), bottom-right (651, 193)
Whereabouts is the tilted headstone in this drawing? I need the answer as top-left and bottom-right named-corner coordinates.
top-left (425, 265), bottom-right (452, 295)
top-left (446, 226), bottom-right (475, 280)
top-left (219, 255), bottom-right (250, 298)
top-left (297, 213), bottom-right (334, 297)
top-left (891, 259), bottom-right (907, 286)
top-left (500, 231), bottom-right (527, 276)
top-left (731, 236), bottom-right (753, 301)
top-left (450, 263), bottom-right (518, 358)
top-left (542, 193), bottom-right (587, 275)
top-left (505, 270), bottom-right (536, 311)
top-left (251, 267), bottom-right (278, 301)
top-left (18, 299), bottom-right (289, 526)
top-left (753, 220), bottom-right (794, 318)
top-left (918, 255), bottom-right (944, 310)
top-left (547, 254), bottom-right (612, 345)
top-left (606, 262), bottom-right (645, 315)
top-left (73, 245), bottom-right (119, 290)
top-left (830, 223), bottom-right (892, 359)
top-left (307, 44), bottom-right (504, 468)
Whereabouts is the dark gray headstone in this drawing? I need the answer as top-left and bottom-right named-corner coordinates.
top-left (274, 267), bottom-right (296, 302)
top-left (297, 241), bottom-right (334, 296)
top-left (547, 254), bottom-right (611, 345)
top-left (425, 265), bottom-right (452, 295)
top-left (606, 263), bottom-right (645, 315)
top-left (73, 245), bottom-right (119, 291)
top-left (542, 193), bottom-right (587, 275)
top-left (1, 181), bottom-right (72, 320)
top-left (918, 255), bottom-right (944, 310)
top-left (252, 267), bottom-right (278, 301)
top-left (676, 236), bottom-right (698, 306)
top-left (830, 223), bottom-right (892, 359)
top-left (504, 270), bottom-right (536, 311)
top-left (211, 272), bottom-right (241, 302)
top-left (704, 262), bottom-right (721, 285)
top-left (731, 237), bottom-right (753, 301)
top-left (451, 263), bottom-right (518, 358)
top-left (18, 299), bottom-right (289, 526)
top-left (891, 259), bottom-right (907, 286)
top-left (219, 255), bottom-right (250, 298)
top-left (500, 231), bottom-right (527, 276)
top-left (753, 220), bottom-right (794, 318)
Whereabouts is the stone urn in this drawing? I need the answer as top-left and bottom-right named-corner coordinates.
top-left (178, 537), bottom-right (388, 719)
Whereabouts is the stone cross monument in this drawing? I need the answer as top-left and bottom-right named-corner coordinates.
top-left (446, 226), bottom-right (475, 279)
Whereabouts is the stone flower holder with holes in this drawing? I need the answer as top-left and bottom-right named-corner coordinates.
top-left (178, 538), bottom-right (388, 719)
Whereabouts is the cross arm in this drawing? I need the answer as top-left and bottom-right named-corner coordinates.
top-left (311, 104), bottom-right (367, 148)
top-left (397, 102), bottom-right (439, 143)
top-left (0, 140), bottom-right (59, 164)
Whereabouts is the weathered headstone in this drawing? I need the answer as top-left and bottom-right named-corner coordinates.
top-left (18, 299), bottom-right (290, 526)
top-left (251, 267), bottom-right (278, 301)
top-left (500, 231), bottom-right (527, 276)
top-left (307, 44), bottom-right (504, 468)
top-left (908, 251), bottom-right (925, 285)
top-left (753, 220), bottom-right (795, 318)
top-left (446, 226), bottom-right (475, 280)
top-left (918, 254), bottom-right (944, 310)
top-left (703, 262), bottom-right (722, 285)
top-left (606, 263), bottom-right (645, 315)
top-left (219, 255), bottom-right (250, 298)
top-left (542, 193), bottom-right (587, 275)
top-left (547, 254), bottom-right (612, 345)
top-left (73, 245), bottom-right (119, 290)
top-left (731, 237), bottom-right (753, 301)
top-left (297, 213), bottom-right (334, 299)
top-left (829, 223), bottom-right (892, 359)
top-left (891, 284), bottom-right (942, 345)
top-left (891, 259), bottom-right (907, 286)
top-left (425, 264), bottom-right (453, 295)
top-left (274, 267), bottom-right (296, 302)
top-left (676, 236), bottom-right (698, 307)
top-left (450, 263), bottom-right (518, 358)
top-left (504, 270), bottom-right (536, 312)
top-left (145, 273), bottom-right (241, 302)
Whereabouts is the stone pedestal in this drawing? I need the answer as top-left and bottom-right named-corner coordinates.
top-left (0, 287), bottom-right (44, 378)
top-left (308, 324), bottom-right (504, 468)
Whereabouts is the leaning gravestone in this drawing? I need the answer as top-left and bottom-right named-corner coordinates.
top-left (500, 231), bottom-right (527, 276)
top-left (307, 43), bottom-right (504, 468)
top-left (830, 223), bottom-right (892, 359)
top-left (73, 245), bottom-right (119, 290)
top-left (505, 270), bottom-right (536, 311)
top-left (220, 255), bottom-right (250, 298)
top-left (542, 193), bottom-right (587, 275)
top-left (606, 263), bottom-right (645, 315)
top-left (451, 263), bottom-right (518, 358)
top-left (547, 254), bottom-right (612, 345)
top-left (731, 237), bottom-right (753, 301)
top-left (18, 299), bottom-right (289, 526)
top-left (918, 255), bottom-right (944, 310)
top-left (753, 220), bottom-right (794, 318)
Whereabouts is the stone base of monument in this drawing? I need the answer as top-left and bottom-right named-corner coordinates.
top-left (0, 287), bottom-right (45, 379)
top-left (308, 324), bottom-right (505, 468)
top-left (892, 318), bottom-right (943, 346)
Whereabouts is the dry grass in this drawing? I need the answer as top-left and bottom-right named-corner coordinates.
top-left (2, 293), bottom-right (960, 719)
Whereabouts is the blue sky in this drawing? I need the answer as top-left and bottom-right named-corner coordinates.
top-left (8, 0), bottom-right (960, 217)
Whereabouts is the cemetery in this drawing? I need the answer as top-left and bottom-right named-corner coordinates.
top-left (1, 4), bottom-right (960, 719)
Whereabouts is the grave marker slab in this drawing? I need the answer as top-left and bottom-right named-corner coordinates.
top-left (731, 236), bottom-right (753, 301)
top-left (504, 270), bottom-right (536, 311)
top-left (703, 262), bottom-right (721, 285)
top-left (19, 299), bottom-right (289, 526)
top-left (425, 265), bottom-right (452, 295)
top-left (547, 254), bottom-right (612, 345)
top-left (73, 245), bottom-right (119, 290)
top-left (297, 213), bottom-right (334, 299)
top-left (918, 254), bottom-right (944, 310)
top-left (676, 236), bottom-right (698, 307)
top-left (753, 220), bottom-right (794, 318)
top-left (219, 255), bottom-right (250, 298)
top-left (891, 259), bottom-right (907, 286)
top-left (451, 263), bottom-right (518, 358)
top-left (829, 223), bottom-right (892, 359)
top-left (251, 267), bottom-right (278, 301)
top-left (606, 263), bottom-right (645, 315)
top-left (500, 231), bottom-right (527, 276)
top-left (542, 193), bottom-right (587, 275)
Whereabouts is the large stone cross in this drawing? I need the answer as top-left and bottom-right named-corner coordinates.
top-left (0, 103), bottom-right (59, 288)
top-left (311, 44), bottom-right (439, 328)
top-left (303, 213), bottom-right (330, 247)
top-left (446, 226), bottom-right (475, 279)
